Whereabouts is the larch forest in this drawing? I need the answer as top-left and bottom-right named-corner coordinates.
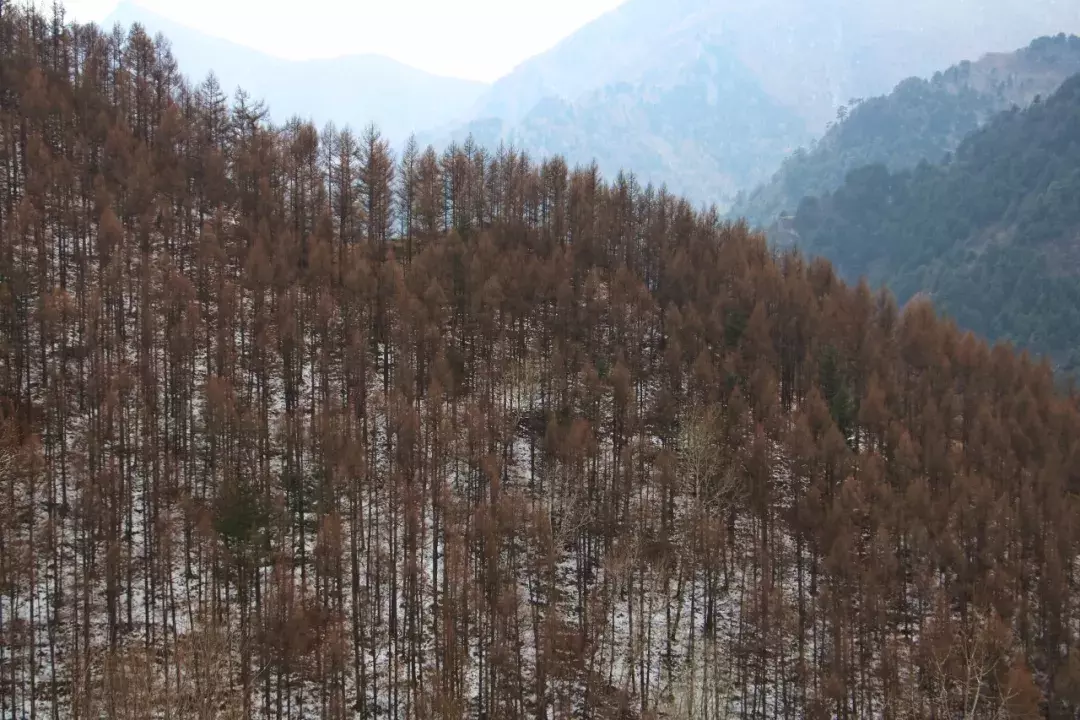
top-left (2, 5), bottom-right (1080, 720)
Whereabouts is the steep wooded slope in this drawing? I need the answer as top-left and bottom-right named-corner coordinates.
top-left (733, 34), bottom-right (1080, 225)
top-left (4, 6), bottom-right (1080, 720)
top-left (789, 70), bottom-right (1080, 370)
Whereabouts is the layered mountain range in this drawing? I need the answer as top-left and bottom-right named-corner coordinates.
top-left (108, 0), bottom-right (1080, 205)
top-left (734, 33), bottom-right (1080, 225)
top-left (431, 0), bottom-right (1080, 204)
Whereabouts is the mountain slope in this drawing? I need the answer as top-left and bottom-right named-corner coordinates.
top-left (442, 42), bottom-right (810, 203)
top-left (789, 71), bottom-right (1080, 369)
top-left (473, 0), bottom-right (1080, 133)
top-left (441, 0), bottom-right (1080, 208)
top-left (103, 1), bottom-right (486, 142)
top-left (8, 7), bottom-right (1080, 718)
top-left (733, 34), bottom-right (1080, 226)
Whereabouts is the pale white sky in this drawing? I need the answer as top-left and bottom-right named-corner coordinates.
top-left (51, 0), bottom-right (628, 82)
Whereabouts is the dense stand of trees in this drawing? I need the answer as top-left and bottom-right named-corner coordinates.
top-left (3, 6), bottom-right (1080, 719)
top-left (789, 70), bottom-right (1080, 374)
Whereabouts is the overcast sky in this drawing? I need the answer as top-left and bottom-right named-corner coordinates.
top-left (49, 0), bottom-right (628, 82)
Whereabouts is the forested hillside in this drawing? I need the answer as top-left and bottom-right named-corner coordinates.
top-left (5, 6), bottom-right (1080, 720)
top-left (733, 34), bottom-right (1080, 226)
top-left (789, 71), bottom-right (1080, 373)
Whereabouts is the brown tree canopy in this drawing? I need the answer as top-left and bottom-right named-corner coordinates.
top-left (2, 6), bottom-right (1080, 719)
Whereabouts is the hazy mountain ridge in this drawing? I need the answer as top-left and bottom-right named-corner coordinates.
top-left (102, 1), bottom-right (487, 143)
top-left (733, 33), bottom-right (1080, 226)
top-left (470, 0), bottom-right (1080, 134)
top-left (98, 0), bottom-right (1080, 209)
top-left (438, 42), bottom-right (810, 203)
top-left (437, 0), bottom-right (1080, 208)
top-left (788, 69), bottom-right (1080, 369)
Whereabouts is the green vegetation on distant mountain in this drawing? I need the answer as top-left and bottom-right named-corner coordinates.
top-left (790, 70), bottom-right (1080, 370)
top-left (734, 34), bottom-right (1080, 226)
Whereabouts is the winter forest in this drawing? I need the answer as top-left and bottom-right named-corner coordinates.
top-left (3, 5), bottom-right (1080, 719)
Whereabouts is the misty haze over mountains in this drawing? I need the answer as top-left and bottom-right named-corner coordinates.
top-left (734, 33), bottom-right (1080, 227)
top-left (102, 1), bottom-right (489, 145)
top-left (107, 0), bottom-right (1080, 205)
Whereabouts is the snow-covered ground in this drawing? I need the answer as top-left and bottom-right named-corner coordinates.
top-left (4, 296), bottom-right (946, 720)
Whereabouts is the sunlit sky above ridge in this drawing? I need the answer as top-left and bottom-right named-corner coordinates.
top-left (46, 0), bottom-right (629, 82)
